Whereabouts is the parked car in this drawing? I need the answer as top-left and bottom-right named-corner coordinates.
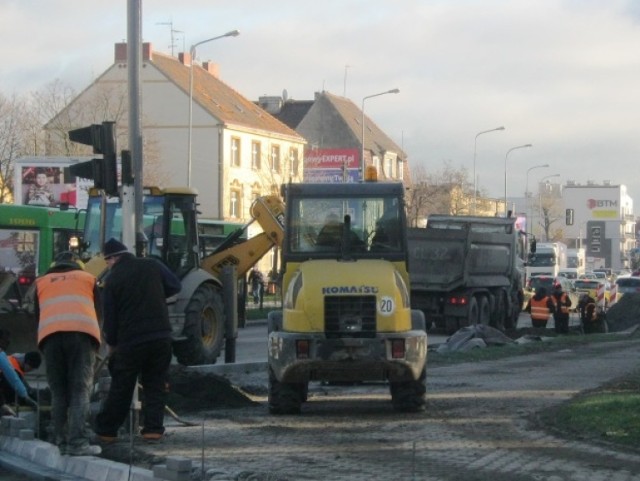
top-left (614, 276), bottom-right (640, 302)
top-left (574, 278), bottom-right (611, 307)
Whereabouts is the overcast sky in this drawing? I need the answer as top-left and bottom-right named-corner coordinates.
top-left (2, 1), bottom-right (640, 205)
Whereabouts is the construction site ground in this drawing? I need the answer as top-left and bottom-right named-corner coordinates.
top-left (4, 294), bottom-right (640, 480)
top-left (95, 332), bottom-right (640, 480)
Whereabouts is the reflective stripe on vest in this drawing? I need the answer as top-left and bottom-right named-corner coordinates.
top-left (531, 297), bottom-right (551, 320)
top-left (35, 270), bottom-right (101, 347)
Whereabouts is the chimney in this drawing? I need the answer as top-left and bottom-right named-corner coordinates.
top-left (114, 42), bottom-right (152, 62)
top-left (202, 62), bottom-right (220, 79)
top-left (178, 52), bottom-right (192, 66)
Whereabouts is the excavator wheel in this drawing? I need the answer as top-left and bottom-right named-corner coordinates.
top-left (268, 367), bottom-right (304, 415)
top-left (173, 284), bottom-right (225, 366)
top-left (390, 368), bottom-right (427, 413)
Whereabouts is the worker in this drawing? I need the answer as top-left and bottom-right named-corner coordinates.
top-left (578, 293), bottom-right (598, 324)
top-left (0, 351), bottom-right (42, 413)
top-left (248, 267), bottom-right (265, 306)
top-left (551, 281), bottom-right (572, 334)
top-left (525, 286), bottom-right (555, 328)
top-left (0, 329), bottom-right (36, 416)
top-left (95, 238), bottom-right (181, 443)
top-left (34, 251), bottom-right (102, 456)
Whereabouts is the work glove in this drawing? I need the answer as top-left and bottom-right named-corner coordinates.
top-left (22, 396), bottom-right (38, 409)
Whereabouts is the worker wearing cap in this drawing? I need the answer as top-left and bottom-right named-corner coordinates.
top-left (95, 238), bottom-right (181, 443)
top-left (551, 281), bottom-right (572, 334)
top-left (34, 251), bottom-right (102, 456)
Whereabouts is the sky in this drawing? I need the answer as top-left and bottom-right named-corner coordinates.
top-left (2, 0), bottom-right (640, 205)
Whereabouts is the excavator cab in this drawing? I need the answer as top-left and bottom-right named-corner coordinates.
top-left (81, 187), bottom-right (200, 279)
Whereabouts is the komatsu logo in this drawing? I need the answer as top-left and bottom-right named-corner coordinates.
top-left (587, 199), bottom-right (618, 209)
top-left (322, 285), bottom-right (379, 295)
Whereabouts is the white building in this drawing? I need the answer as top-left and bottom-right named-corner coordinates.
top-left (563, 180), bottom-right (635, 271)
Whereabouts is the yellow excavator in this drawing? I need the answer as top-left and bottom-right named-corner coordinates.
top-left (79, 186), bottom-right (285, 366)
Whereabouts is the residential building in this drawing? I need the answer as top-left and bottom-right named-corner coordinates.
top-left (44, 43), bottom-right (305, 222)
top-left (258, 91), bottom-right (407, 184)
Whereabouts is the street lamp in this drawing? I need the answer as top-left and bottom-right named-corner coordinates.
top-left (187, 29), bottom-right (239, 187)
top-left (525, 163), bottom-right (549, 230)
top-left (359, 88), bottom-right (400, 181)
top-left (503, 143), bottom-right (532, 217)
top-left (537, 173), bottom-right (560, 239)
top-left (473, 126), bottom-right (505, 214)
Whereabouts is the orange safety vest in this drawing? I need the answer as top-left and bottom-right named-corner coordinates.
top-left (35, 270), bottom-right (101, 348)
top-left (530, 296), bottom-right (551, 321)
top-left (8, 356), bottom-right (24, 377)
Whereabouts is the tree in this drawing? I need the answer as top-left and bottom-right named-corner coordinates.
top-left (0, 93), bottom-right (32, 203)
top-left (535, 182), bottom-right (564, 241)
top-left (406, 161), bottom-right (472, 226)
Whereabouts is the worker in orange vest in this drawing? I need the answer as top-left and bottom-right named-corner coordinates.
top-left (525, 286), bottom-right (555, 328)
top-left (34, 251), bottom-right (102, 456)
top-left (551, 281), bottom-right (572, 334)
top-left (0, 352), bottom-right (41, 413)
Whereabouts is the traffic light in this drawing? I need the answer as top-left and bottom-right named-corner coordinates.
top-left (565, 208), bottom-right (574, 226)
top-left (68, 121), bottom-right (118, 196)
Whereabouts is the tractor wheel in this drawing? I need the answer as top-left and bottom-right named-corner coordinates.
top-left (173, 284), bottom-right (225, 366)
top-left (390, 368), bottom-right (427, 412)
top-left (268, 367), bottom-right (304, 415)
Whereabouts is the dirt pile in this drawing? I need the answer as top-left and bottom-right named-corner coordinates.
top-left (606, 294), bottom-right (640, 331)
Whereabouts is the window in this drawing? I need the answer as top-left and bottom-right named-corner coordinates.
top-left (271, 144), bottom-right (281, 172)
top-left (231, 137), bottom-right (241, 167)
top-left (385, 157), bottom-right (393, 178)
top-left (251, 141), bottom-right (261, 170)
top-left (396, 159), bottom-right (404, 180)
top-left (230, 190), bottom-right (241, 218)
top-left (289, 147), bottom-right (299, 176)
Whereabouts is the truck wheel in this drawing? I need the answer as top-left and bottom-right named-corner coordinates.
top-left (173, 284), bottom-right (225, 366)
top-left (390, 368), bottom-right (426, 413)
top-left (268, 367), bottom-right (303, 415)
top-left (467, 297), bottom-right (479, 327)
top-left (478, 297), bottom-right (491, 325)
top-left (491, 291), bottom-right (507, 331)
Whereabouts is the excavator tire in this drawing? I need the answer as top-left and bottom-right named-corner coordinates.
top-left (390, 368), bottom-right (427, 412)
top-left (173, 284), bottom-right (225, 366)
top-left (268, 367), bottom-right (304, 415)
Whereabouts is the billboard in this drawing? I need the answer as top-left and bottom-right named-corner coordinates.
top-left (303, 148), bottom-right (359, 183)
top-left (13, 157), bottom-right (94, 209)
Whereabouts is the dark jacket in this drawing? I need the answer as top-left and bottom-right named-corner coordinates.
top-left (102, 253), bottom-right (181, 350)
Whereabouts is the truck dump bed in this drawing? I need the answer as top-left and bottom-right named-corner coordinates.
top-left (408, 216), bottom-right (517, 292)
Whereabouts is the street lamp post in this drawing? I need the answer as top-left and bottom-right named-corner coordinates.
top-left (503, 143), bottom-right (532, 217)
top-left (187, 29), bottom-right (239, 187)
top-left (359, 88), bottom-right (399, 181)
top-left (537, 173), bottom-right (560, 240)
top-left (525, 163), bottom-right (549, 231)
top-left (473, 126), bottom-right (505, 214)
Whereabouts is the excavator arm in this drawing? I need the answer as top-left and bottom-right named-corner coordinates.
top-left (199, 195), bottom-right (285, 278)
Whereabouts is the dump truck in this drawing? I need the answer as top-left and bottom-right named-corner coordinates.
top-left (267, 176), bottom-right (428, 414)
top-left (408, 215), bottom-right (525, 334)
